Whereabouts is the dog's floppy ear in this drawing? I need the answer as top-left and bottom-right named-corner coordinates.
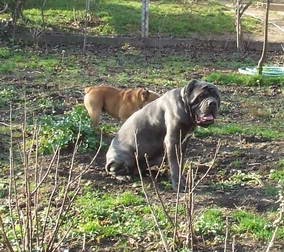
top-left (183, 79), bottom-right (200, 104)
top-left (185, 79), bottom-right (199, 94)
top-left (141, 89), bottom-right (150, 101)
top-left (84, 86), bottom-right (93, 94)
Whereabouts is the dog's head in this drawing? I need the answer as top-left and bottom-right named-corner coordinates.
top-left (137, 88), bottom-right (160, 107)
top-left (182, 79), bottom-right (220, 127)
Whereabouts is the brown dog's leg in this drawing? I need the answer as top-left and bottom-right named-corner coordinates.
top-left (84, 94), bottom-right (102, 126)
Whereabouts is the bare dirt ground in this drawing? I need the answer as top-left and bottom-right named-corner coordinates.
top-left (222, 1), bottom-right (284, 43)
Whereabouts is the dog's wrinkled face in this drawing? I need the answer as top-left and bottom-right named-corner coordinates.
top-left (183, 80), bottom-right (220, 127)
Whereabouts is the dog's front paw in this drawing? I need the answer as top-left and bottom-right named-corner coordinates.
top-left (171, 175), bottom-right (188, 192)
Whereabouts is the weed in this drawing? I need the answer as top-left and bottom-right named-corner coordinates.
top-left (195, 208), bottom-right (225, 240)
top-left (216, 170), bottom-right (262, 191)
top-left (34, 105), bottom-right (102, 154)
top-left (73, 188), bottom-right (166, 240)
top-left (0, 87), bottom-right (15, 107)
top-left (232, 210), bottom-right (273, 240)
top-left (263, 185), bottom-right (279, 197)
top-left (269, 160), bottom-right (284, 185)
top-left (99, 123), bottom-right (119, 135)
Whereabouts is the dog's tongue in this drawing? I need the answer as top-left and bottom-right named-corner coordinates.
top-left (197, 114), bottom-right (214, 124)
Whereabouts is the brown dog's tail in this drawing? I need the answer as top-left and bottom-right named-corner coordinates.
top-left (84, 86), bottom-right (93, 94)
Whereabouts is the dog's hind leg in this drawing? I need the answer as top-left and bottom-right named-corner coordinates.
top-left (84, 95), bottom-right (102, 126)
top-left (89, 108), bottom-right (101, 127)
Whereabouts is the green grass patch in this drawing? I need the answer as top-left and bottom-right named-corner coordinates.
top-left (195, 208), bottom-right (225, 238)
top-left (232, 210), bottom-right (273, 240)
top-left (73, 188), bottom-right (170, 240)
top-left (6, 0), bottom-right (260, 37)
top-left (205, 72), bottom-right (284, 86)
top-left (195, 123), bottom-right (284, 140)
top-left (269, 159), bottom-right (284, 184)
top-left (0, 47), bottom-right (84, 84)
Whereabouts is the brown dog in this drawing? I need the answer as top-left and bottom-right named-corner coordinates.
top-left (84, 86), bottom-right (159, 126)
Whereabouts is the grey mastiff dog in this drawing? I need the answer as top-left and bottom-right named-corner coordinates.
top-left (105, 79), bottom-right (221, 191)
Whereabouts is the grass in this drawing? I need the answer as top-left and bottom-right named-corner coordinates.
top-left (205, 72), bottom-right (284, 86)
top-left (270, 159), bottom-right (284, 185)
top-left (195, 208), bottom-right (225, 239)
top-left (0, 43), bottom-right (283, 250)
top-left (195, 123), bottom-right (284, 140)
top-left (195, 207), bottom-right (284, 244)
top-left (232, 210), bottom-right (279, 240)
top-left (72, 188), bottom-right (170, 241)
top-left (0, 0), bottom-right (260, 37)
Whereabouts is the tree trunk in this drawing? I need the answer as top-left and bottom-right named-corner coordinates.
top-left (236, 0), bottom-right (241, 50)
top-left (141, 0), bottom-right (150, 38)
top-left (257, 0), bottom-right (270, 75)
top-left (235, 1), bottom-right (252, 51)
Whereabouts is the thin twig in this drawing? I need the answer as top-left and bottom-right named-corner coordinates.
top-left (69, 130), bottom-right (103, 186)
top-left (31, 146), bottom-right (60, 196)
top-left (154, 151), bottom-right (167, 180)
top-left (173, 131), bottom-right (183, 246)
top-left (144, 154), bottom-right (175, 228)
top-left (266, 187), bottom-right (284, 252)
top-left (46, 144), bottom-right (79, 251)
top-left (41, 148), bottom-right (61, 249)
top-left (33, 126), bottom-right (40, 249)
top-left (232, 235), bottom-right (235, 252)
top-left (8, 104), bottom-right (22, 251)
top-left (0, 215), bottom-right (14, 252)
top-left (191, 139), bottom-right (221, 193)
top-left (134, 132), bottom-right (169, 252)
top-left (22, 98), bottom-right (33, 252)
top-left (186, 164), bottom-right (194, 250)
top-left (224, 216), bottom-right (229, 252)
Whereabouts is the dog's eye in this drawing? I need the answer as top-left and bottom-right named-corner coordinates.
top-left (195, 94), bottom-right (206, 104)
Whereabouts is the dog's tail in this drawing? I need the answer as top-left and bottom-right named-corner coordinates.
top-left (84, 86), bottom-right (93, 94)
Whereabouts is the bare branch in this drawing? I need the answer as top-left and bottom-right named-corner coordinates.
top-left (134, 132), bottom-right (169, 252)
top-left (0, 215), bottom-right (14, 252)
top-left (0, 3), bottom-right (8, 14)
top-left (144, 154), bottom-right (175, 228)
top-left (191, 139), bottom-right (221, 193)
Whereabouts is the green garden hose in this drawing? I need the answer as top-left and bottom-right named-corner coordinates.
top-left (238, 66), bottom-right (284, 77)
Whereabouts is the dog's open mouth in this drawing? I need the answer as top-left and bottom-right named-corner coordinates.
top-left (196, 114), bottom-right (215, 126)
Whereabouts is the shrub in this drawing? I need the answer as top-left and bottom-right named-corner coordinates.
top-left (35, 105), bottom-right (101, 154)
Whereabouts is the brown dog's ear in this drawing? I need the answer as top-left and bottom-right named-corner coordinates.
top-left (84, 87), bottom-right (92, 94)
top-left (141, 89), bottom-right (150, 101)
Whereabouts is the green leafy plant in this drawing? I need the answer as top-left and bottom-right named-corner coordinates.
top-left (35, 105), bottom-right (102, 154)
top-left (269, 160), bottom-right (284, 184)
top-left (0, 87), bottom-right (15, 107)
top-left (195, 208), bottom-right (225, 239)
